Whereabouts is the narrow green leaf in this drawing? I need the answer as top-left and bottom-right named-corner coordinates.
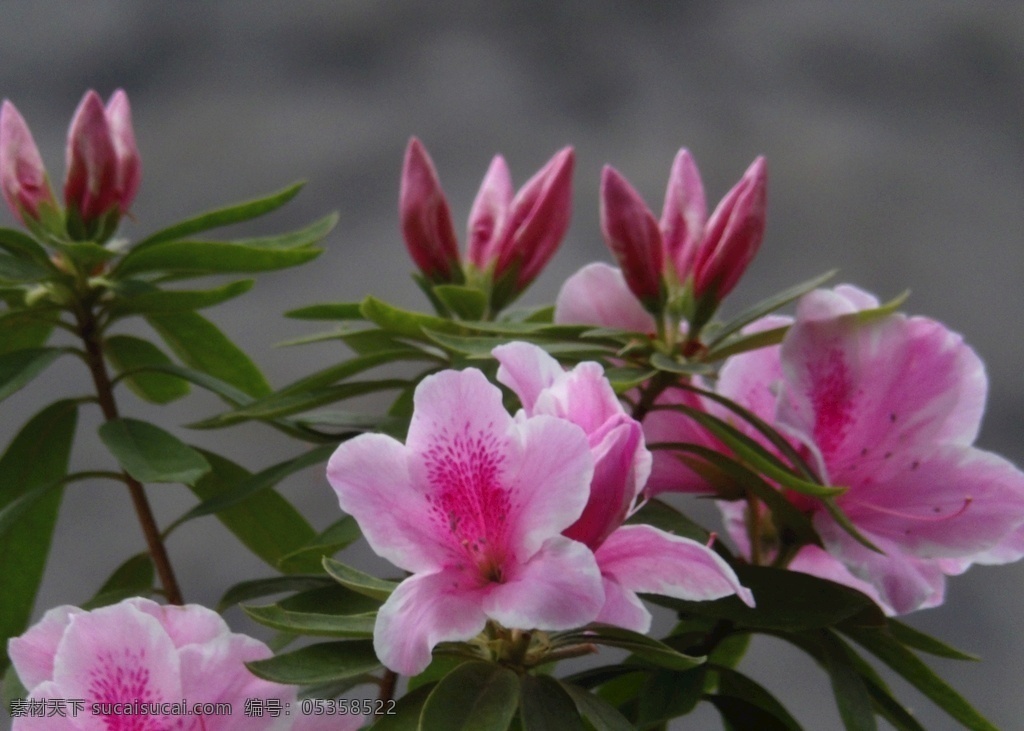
top-left (707, 694), bottom-right (795, 731)
top-left (0, 227), bottom-right (52, 268)
top-left (360, 296), bottom-right (463, 340)
top-left (132, 181), bottom-right (305, 249)
top-left (146, 311), bottom-right (272, 397)
top-left (242, 604), bottom-right (375, 638)
top-left (322, 557), bottom-right (399, 601)
top-left (52, 240), bottom-right (117, 273)
top-left (841, 626), bottom-right (999, 731)
top-left (650, 351), bottom-right (717, 376)
top-left (420, 661), bottom-right (520, 731)
top-left (98, 418), bottom-right (210, 484)
top-left (705, 325), bottom-right (790, 362)
top-left (625, 498), bottom-right (710, 543)
top-left (560, 681), bottom-right (635, 731)
top-left (285, 302), bottom-right (365, 321)
top-left (433, 284), bottom-right (489, 320)
top-left (818, 631), bottom-right (876, 731)
top-left (116, 240), bottom-right (321, 277)
top-left (519, 673), bottom-right (585, 731)
top-left (187, 450), bottom-right (317, 570)
top-left (246, 640), bottom-right (381, 685)
top-left (862, 675), bottom-right (927, 731)
top-left (278, 516), bottom-right (361, 573)
top-left (557, 625), bottom-right (704, 671)
top-left (715, 668), bottom-right (802, 731)
top-left (231, 213), bottom-right (338, 250)
top-left (279, 584), bottom-right (380, 616)
top-left (105, 335), bottom-right (190, 404)
top-left (0, 253), bottom-right (51, 283)
top-left (217, 575), bottom-right (336, 612)
top-left (125, 362), bottom-right (252, 407)
top-left (425, 329), bottom-right (614, 360)
top-left (371, 682), bottom-right (434, 731)
top-left (885, 621), bottom-right (979, 661)
top-left (108, 279), bottom-right (254, 316)
top-left (83, 552), bottom-right (154, 609)
top-left (0, 347), bottom-right (64, 403)
top-left (0, 400), bottom-right (77, 671)
top-left (274, 350), bottom-right (440, 398)
top-left (0, 310), bottom-right (56, 355)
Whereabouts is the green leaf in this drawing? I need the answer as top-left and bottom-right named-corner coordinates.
top-left (707, 694), bottom-right (795, 731)
top-left (105, 335), bottom-right (191, 404)
top-left (840, 626), bottom-right (999, 731)
top-left (0, 227), bottom-right (52, 268)
top-left (53, 240), bottom-right (116, 273)
top-left (885, 621), bottom-right (978, 661)
top-left (132, 181), bottom-right (305, 249)
top-left (408, 656), bottom-right (471, 693)
top-left (98, 418), bottom-right (210, 484)
top-left (218, 575), bottom-right (337, 612)
top-left (715, 668), bottom-right (802, 731)
top-left (146, 311), bottom-right (272, 397)
top-left (360, 296), bottom-right (463, 340)
top-left (420, 661), bottom-right (520, 731)
top-left (125, 362), bottom-right (253, 407)
top-left (434, 284), bottom-right (489, 320)
top-left (187, 450), bottom-right (317, 570)
top-left (818, 631), bottom-right (876, 731)
top-left (0, 400), bottom-right (77, 671)
top-left (278, 516), bottom-right (361, 573)
top-left (560, 681), bottom-right (635, 731)
top-left (656, 566), bottom-right (884, 633)
top-left (637, 667), bottom-right (706, 727)
top-left (705, 269), bottom-right (836, 349)
top-left (279, 584), bottom-right (381, 615)
top-left (83, 552), bottom-right (154, 609)
top-left (0, 310), bottom-right (56, 355)
top-left (246, 640), bottom-right (381, 685)
top-left (115, 240), bottom-right (321, 277)
top-left (519, 673), bottom-right (585, 731)
top-left (230, 213), bottom-right (338, 250)
top-left (649, 351), bottom-right (717, 376)
top-left (0, 347), bottom-right (65, 403)
top-left (705, 325), bottom-right (789, 362)
top-left (371, 682), bottom-right (434, 731)
top-left (425, 329), bottom-right (613, 360)
top-left (0, 253), bottom-right (51, 283)
top-left (285, 302), bottom-right (365, 321)
top-left (322, 557), bottom-right (399, 601)
top-left (107, 279), bottom-right (254, 316)
top-left (174, 444), bottom-right (334, 524)
top-left (625, 498), bottom-right (710, 543)
top-left (557, 625), bottom-right (704, 671)
top-left (242, 604), bottom-right (375, 638)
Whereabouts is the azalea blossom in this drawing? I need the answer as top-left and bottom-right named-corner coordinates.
top-left (713, 285), bottom-right (1024, 613)
top-left (399, 137), bottom-right (573, 309)
top-left (0, 100), bottom-right (58, 225)
top-left (493, 341), bottom-right (753, 632)
top-left (326, 367), bottom-right (604, 675)
top-left (7, 598), bottom-right (350, 731)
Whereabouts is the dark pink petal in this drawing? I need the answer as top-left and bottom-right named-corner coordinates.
top-left (596, 525), bottom-right (754, 611)
top-left (493, 146), bottom-right (574, 291)
top-left (374, 570), bottom-right (488, 675)
top-left (0, 100), bottom-right (55, 224)
top-left (693, 156), bottom-right (767, 300)
top-left (8, 605), bottom-right (83, 690)
top-left (600, 165), bottom-right (665, 310)
top-left (328, 432), bottom-right (453, 574)
top-left (660, 148), bottom-right (707, 281)
top-left (492, 340), bottom-right (566, 415)
top-left (642, 385), bottom-right (723, 495)
top-left (399, 137), bottom-right (460, 282)
top-left (554, 263), bottom-right (656, 333)
top-left (466, 154), bottom-right (512, 269)
top-left (483, 536), bottom-right (604, 630)
top-left (105, 89), bottom-right (141, 212)
top-left (64, 90), bottom-right (118, 222)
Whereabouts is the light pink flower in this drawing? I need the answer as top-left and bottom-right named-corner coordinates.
top-left (493, 342), bottom-right (753, 632)
top-left (0, 100), bottom-right (57, 225)
top-left (7, 598), bottom-right (350, 731)
top-left (326, 367), bottom-right (604, 675)
top-left (64, 89), bottom-right (141, 224)
top-left (399, 138), bottom-right (573, 307)
top-left (716, 285), bottom-right (1024, 613)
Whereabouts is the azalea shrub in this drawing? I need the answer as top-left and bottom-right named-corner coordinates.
top-left (1, 91), bottom-right (1022, 731)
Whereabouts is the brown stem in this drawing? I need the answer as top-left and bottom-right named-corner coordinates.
top-left (631, 370), bottom-right (676, 422)
top-left (76, 307), bottom-right (184, 605)
top-left (377, 669), bottom-right (398, 704)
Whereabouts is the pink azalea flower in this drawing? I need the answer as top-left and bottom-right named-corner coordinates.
top-left (0, 100), bottom-right (58, 225)
top-left (326, 367), bottom-right (604, 675)
top-left (7, 598), bottom-right (352, 731)
top-left (715, 285), bottom-right (1024, 613)
top-left (493, 342), bottom-right (753, 633)
top-left (399, 138), bottom-right (573, 307)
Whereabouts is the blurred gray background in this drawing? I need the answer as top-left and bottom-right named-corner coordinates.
top-left (2, 2), bottom-right (1022, 729)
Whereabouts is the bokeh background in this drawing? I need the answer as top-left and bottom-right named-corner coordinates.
top-left (2, 2), bottom-right (1022, 728)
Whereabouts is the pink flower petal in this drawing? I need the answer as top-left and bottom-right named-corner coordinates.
top-left (0, 100), bottom-right (55, 224)
top-left (374, 570), bottom-right (488, 675)
top-left (554, 263), bottom-right (656, 333)
top-left (595, 576), bottom-right (652, 632)
top-left (600, 165), bottom-right (664, 308)
top-left (533, 360), bottom-right (627, 435)
top-left (660, 148), bottom-right (707, 281)
top-left (399, 137), bottom-right (461, 282)
top-left (596, 525), bottom-right (754, 610)
top-left (128, 598), bottom-right (229, 649)
top-left (642, 385), bottom-right (723, 495)
top-left (8, 605), bottom-right (84, 690)
top-left (11, 681), bottom-right (80, 731)
top-left (483, 536), bottom-right (604, 630)
top-left (104, 89), bottom-right (141, 213)
top-left (64, 90), bottom-right (118, 221)
top-left (492, 341), bottom-right (567, 415)
top-left (466, 154), bottom-right (512, 269)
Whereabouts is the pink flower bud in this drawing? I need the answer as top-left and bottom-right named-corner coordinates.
top-left (660, 148), bottom-right (707, 281)
top-left (466, 154), bottom-right (513, 270)
top-left (692, 156), bottom-right (767, 301)
top-left (64, 89), bottom-right (141, 226)
top-left (600, 165), bottom-right (665, 312)
top-left (399, 137), bottom-right (461, 283)
top-left (0, 100), bottom-right (57, 224)
top-left (492, 146), bottom-right (574, 293)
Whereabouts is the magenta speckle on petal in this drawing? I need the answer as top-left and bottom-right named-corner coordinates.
top-left (89, 647), bottom-right (169, 730)
top-left (810, 347), bottom-right (854, 459)
top-left (424, 420), bottom-right (511, 580)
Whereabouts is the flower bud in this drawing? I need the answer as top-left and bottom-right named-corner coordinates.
top-left (0, 100), bottom-right (57, 225)
top-left (64, 89), bottom-right (140, 229)
top-left (466, 154), bottom-right (512, 271)
top-left (599, 165), bottom-right (665, 313)
top-left (399, 137), bottom-right (461, 283)
top-left (692, 156), bottom-right (767, 301)
top-left (660, 148), bottom-right (707, 282)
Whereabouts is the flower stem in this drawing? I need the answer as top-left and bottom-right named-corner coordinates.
top-left (75, 305), bottom-right (184, 605)
top-left (377, 670), bottom-right (398, 704)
